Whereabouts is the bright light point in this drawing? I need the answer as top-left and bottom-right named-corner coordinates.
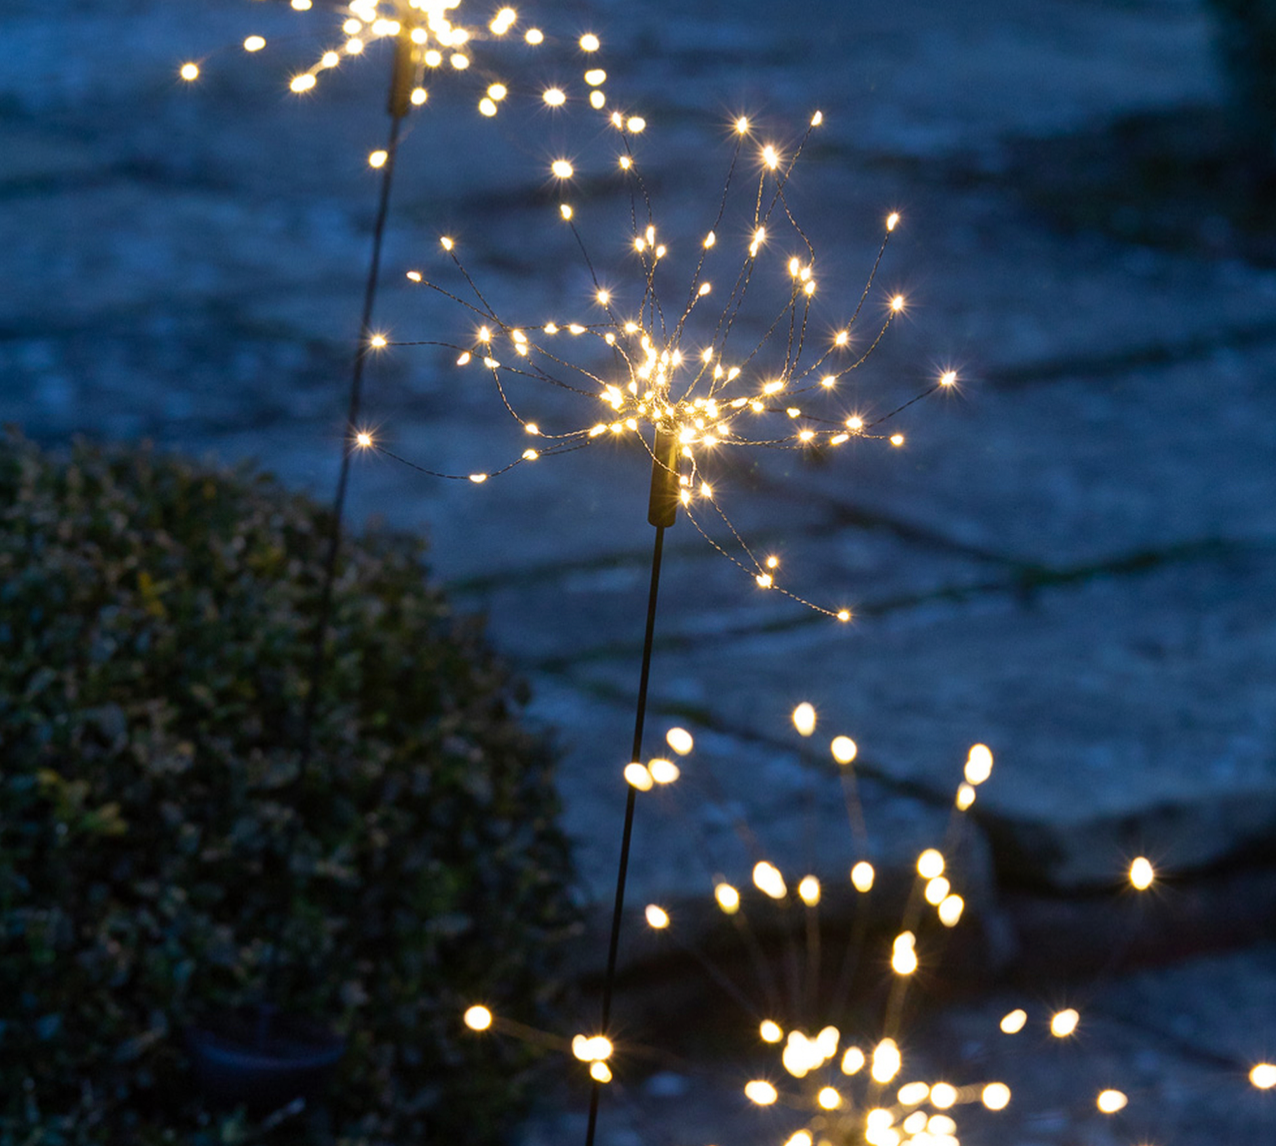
top-left (468, 473), bottom-right (488, 484)
top-left (917, 849), bottom-right (945, 879)
top-left (627, 116), bottom-right (646, 133)
top-left (487, 83), bottom-right (508, 101)
top-left (851, 861), bottom-right (874, 892)
top-left (704, 231), bottom-right (716, 248)
top-left (940, 370), bottom-right (958, 386)
top-left (368, 150), bottom-right (388, 168)
top-left (666, 727), bottom-right (694, 755)
top-left (560, 204), bottom-right (573, 220)
top-left (887, 212), bottom-right (900, 231)
top-left (440, 236), bottom-right (454, 250)
top-left (451, 54), bottom-right (469, 68)
top-left (1130, 857), bottom-right (1155, 890)
top-left (321, 51), bottom-right (340, 68)
top-left (784, 1132), bottom-right (812, 1146)
top-left (818, 1087), bottom-right (841, 1110)
top-left (243, 36), bottom-right (266, 52)
top-left (891, 932), bottom-right (918, 975)
top-left (346, 38), bottom-right (365, 54)
top-left (584, 68), bottom-right (607, 85)
top-left (698, 282), bottom-right (712, 296)
top-left (410, 87), bottom-right (428, 105)
top-left (180, 63), bottom-right (200, 81)
top-left (290, 0), bottom-right (311, 9)
top-left (798, 876), bottom-right (821, 906)
top-left (369, 334), bottom-right (387, 348)
top-left (590, 90), bottom-right (606, 109)
top-left (551, 159), bottom-right (574, 178)
top-left (811, 110), bottom-right (824, 126)
top-left (463, 1005), bottom-right (492, 1031)
top-left (842, 1046), bottom-right (866, 1074)
top-left (789, 256), bottom-right (801, 277)
top-left (525, 28), bottom-right (544, 44)
top-left (343, 19), bottom-right (362, 35)
top-left (897, 1082), bottom-right (930, 1106)
top-left (744, 1080), bottom-right (778, 1106)
top-left (762, 145), bottom-right (779, 169)
top-left (930, 1082), bottom-right (957, 1109)
top-left (760, 1020), bottom-right (782, 1043)
top-left (355, 432), bottom-right (373, 449)
top-left (715, 883), bottom-right (740, 914)
top-left (1000, 1009), bottom-right (1028, 1035)
top-left (956, 782), bottom-right (976, 810)
top-left (755, 573), bottom-right (773, 588)
top-left (648, 758), bottom-right (680, 784)
top-left (406, 271), bottom-right (421, 282)
top-left (1250, 1063), bottom-right (1276, 1089)
top-left (938, 894), bottom-right (964, 926)
top-left (753, 861), bottom-right (786, 899)
top-left (645, 904), bottom-right (670, 929)
top-left (1097, 1089), bottom-right (1128, 1114)
top-left (891, 294), bottom-right (905, 311)
top-left (521, 449), bottom-right (538, 460)
top-left (765, 555), bottom-right (779, 569)
top-left (925, 876), bottom-right (950, 905)
top-left (424, 49), bottom-right (442, 66)
top-left (837, 609), bottom-right (851, 623)
top-left (479, 98), bottom-right (497, 116)
top-left (596, 290), bottom-right (609, 305)
top-left (982, 1082), bottom-right (1012, 1110)
top-left (1051, 1009), bottom-right (1080, 1038)
top-left (831, 736), bottom-right (857, 765)
top-left (835, 330), bottom-right (849, 346)
top-left (792, 702), bottom-right (817, 737)
top-left (590, 1062), bottom-right (612, 1083)
top-left (890, 433), bottom-right (905, 447)
top-left (871, 1039), bottom-right (901, 1084)
top-left (580, 32), bottom-right (601, 50)
top-left (965, 743), bottom-right (993, 783)
top-left (624, 763), bottom-right (653, 791)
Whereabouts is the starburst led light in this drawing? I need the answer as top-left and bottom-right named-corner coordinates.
top-left (457, 711), bottom-right (1206, 1146)
top-left (374, 110), bottom-right (957, 619)
top-left (181, 1), bottom-right (609, 119)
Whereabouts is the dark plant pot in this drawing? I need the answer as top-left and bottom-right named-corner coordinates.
top-left (186, 1008), bottom-right (345, 1114)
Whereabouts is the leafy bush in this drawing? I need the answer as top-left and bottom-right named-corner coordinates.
top-left (1204, 0), bottom-right (1276, 158)
top-left (0, 430), bottom-right (577, 1144)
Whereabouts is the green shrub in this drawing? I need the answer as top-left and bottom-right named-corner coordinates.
top-left (1204, 0), bottom-right (1276, 157)
top-left (0, 429), bottom-right (577, 1144)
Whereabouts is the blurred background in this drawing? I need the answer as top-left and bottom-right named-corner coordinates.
top-left (4, 0), bottom-right (1276, 1142)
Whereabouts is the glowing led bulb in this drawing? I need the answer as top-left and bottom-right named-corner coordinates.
top-left (792, 702), bottom-right (816, 737)
top-left (917, 849), bottom-right (945, 879)
top-left (590, 1061), bottom-right (612, 1083)
top-left (891, 294), bottom-right (906, 311)
top-left (525, 27), bottom-right (544, 44)
top-left (1097, 1089), bottom-right (1128, 1114)
top-left (890, 433), bottom-right (905, 447)
top-left (929, 1082), bottom-right (957, 1109)
top-left (924, 876), bottom-right (950, 905)
top-left (753, 861), bottom-right (786, 899)
top-left (898, 1081), bottom-right (930, 1106)
top-left (368, 334), bottom-right (388, 348)
top-left (938, 894), bottom-right (964, 927)
top-left (851, 861), bottom-right (875, 892)
top-left (551, 159), bottom-right (574, 179)
top-left (579, 32), bottom-right (601, 51)
top-left (624, 763), bottom-right (653, 791)
top-left (982, 1082), bottom-right (1012, 1110)
top-left (760, 1019), bottom-right (783, 1043)
top-left (871, 1039), bottom-right (901, 1083)
top-left (368, 150), bottom-right (388, 168)
top-left (243, 36), bottom-right (266, 52)
top-left (543, 87), bottom-right (566, 106)
top-left (715, 883), bottom-right (740, 914)
top-left (1000, 1009), bottom-right (1027, 1035)
top-left (817, 1087), bottom-right (841, 1110)
top-left (645, 904), bottom-right (670, 929)
top-left (891, 932), bottom-right (918, 975)
top-left (965, 743), bottom-right (993, 784)
top-left (826, 735), bottom-right (857, 760)
top-left (798, 876), bottom-right (821, 906)
top-left (842, 1046), bottom-right (866, 1075)
top-left (1251, 1063), bottom-right (1276, 1088)
top-left (887, 212), bottom-right (901, 230)
top-left (956, 782), bottom-right (976, 810)
top-left (648, 758), bottom-right (680, 784)
top-left (666, 727), bottom-right (694, 755)
top-left (410, 88), bottom-right (428, 105)
top-left (1051, 1008), bottom-right (1080, 1038)
top-left (940, 370), bottom-right (958, 386)
top-left (463, 1005), bottom-right (492, 1031)
top-left (1130, 856), bottom-right (1155, 890)
top-left (179, 63), bottom-right (200, 81)
top-left (744, 1080), bottom-right (778, 1105)
top-left (355, 432), bottom-right (374, 449)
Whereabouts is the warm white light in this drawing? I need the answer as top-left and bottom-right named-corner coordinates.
top-left (870, 1039), bottom-right (901, 1084)
top-left (666, 727), bottom-right (694, 755)
top-left (798, 876), bottom-right (820, 906)
top-left (1051, 1008), bottom-right (1080, 1038)
top-left (368, 150), bottom-right (388, 168)
top-left (744, 1080), bottom-right (778, 1106)
top-left (1000, 1009), bottom-right (1027, 1035)
top-left (760, 1019), bottom-right (782, 1043)
top-left (648, 758), bottom-right (680, 784)
top-left (965, 743), bottom-right (993, 784)
top-left (579, 33), bottom-right (601, 51)
top-left (917, 849), bottom-right (945, 879)
top-left (1251, 1063), bottom-right (1276, 1089)
top-left (355, 432), bottom-right (373, 449)
top-left (938, 894), bottom-right (964, 927)
top-left (243, 36), bottom-right (266, 52)
top-left (929, 1082), bottom-right (957, 1109)
top-left (463, 1005), bottom-right (492, 1031)
top-left (841, 1046), bottom-right (865, 1075)
top-left (715, 883), bottom-right (740, 914)
top-left (1097, 1089), bottom-right (1128, 1114)
top-left (645, 904), bottom-right (670, 929)
top-left (590, 1061), bottom-right (612, 1083)
top-left (551, 159), bottom-right (574, 179)
top-left (891, 932), bottom-right (918, 975)
top-left (624, 763), bottom-right (653, 791)
top-left (1130, 857), bottom-right (1155, 890)
top-left (753, 861), bottom-right (786, 899)
top-left (851, 861), bottom-right (875, 893)
top-left (982, 1082), bottom-right (1012, 1110)
top-left (179, 62), bottom-right (200, 81)
top-left (525, 27), bottom-right (544, 44)
top-left (792, 702), bottom-right (816, 737)
top-left (817, 1087), bottom-right (841, 1110)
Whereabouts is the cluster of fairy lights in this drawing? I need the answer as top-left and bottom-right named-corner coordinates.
top-left (180, 1), bottom-right (608, 123)
top-left (362, 110), bottom-right (956, 619)
top-left (461, 705), bottom-right (1276, 1144)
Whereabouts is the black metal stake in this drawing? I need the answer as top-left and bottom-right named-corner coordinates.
top-left (583, 432), bottom-right (680, 1146)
